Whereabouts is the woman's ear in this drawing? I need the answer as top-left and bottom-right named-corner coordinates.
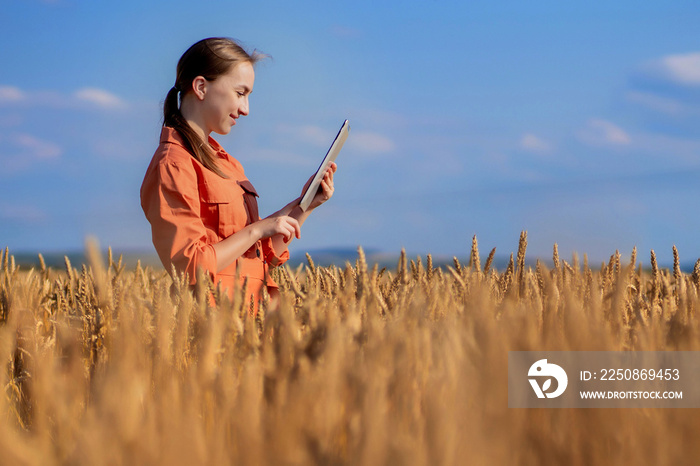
top-left (191, 76), bottom-right (207, 101)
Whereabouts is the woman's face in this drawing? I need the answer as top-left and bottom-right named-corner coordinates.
top-left (200, 61), bottom-right (255, 136)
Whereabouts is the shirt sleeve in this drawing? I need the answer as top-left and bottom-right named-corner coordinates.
top-left (262, 237), bottom-right (290, 267)
top-left (141, 160), bottom-right (217, 285)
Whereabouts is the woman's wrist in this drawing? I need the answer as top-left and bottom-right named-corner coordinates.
top-left (289, 196), bottom-right (302, 211)
top-left (293, 202), bottom-right (313, 218)
top-left (245, 222), bottom-right (263, 243)
top-left (277, 196), bottom-right (302, 217)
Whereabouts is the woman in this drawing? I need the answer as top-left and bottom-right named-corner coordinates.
top-left (140, 37), bottom-right (336, 313)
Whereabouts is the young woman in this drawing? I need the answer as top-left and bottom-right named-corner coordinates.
top-left (140, 37), bottom-right (336, 313)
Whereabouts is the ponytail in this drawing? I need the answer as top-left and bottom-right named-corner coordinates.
top-left (163, 85), bottom-right (228, 178)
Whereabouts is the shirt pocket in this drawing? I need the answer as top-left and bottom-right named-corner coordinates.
top-left (199, 178), bottom-right (247, 239)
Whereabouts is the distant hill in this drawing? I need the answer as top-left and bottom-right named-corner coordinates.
top-left (9, 247), bottom-right (488, 273)
top-left (287, 247), bottom-right (513, 272)
top-left (10, 249), bottom-right (162, 271)
top-left (5, 246), bottom-right (696, 274)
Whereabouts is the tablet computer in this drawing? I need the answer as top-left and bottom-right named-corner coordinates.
top-left (299, 119), bottom-right (350, 211)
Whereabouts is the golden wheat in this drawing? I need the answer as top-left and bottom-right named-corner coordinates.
top-left (0, 236), bottom-right (698, 465)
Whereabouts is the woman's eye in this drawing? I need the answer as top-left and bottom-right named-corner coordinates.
top-left (236, 91), bottom-right (245, 97)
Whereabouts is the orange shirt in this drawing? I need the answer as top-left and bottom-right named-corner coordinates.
top-left (140, 127), bottom-right (289, 310)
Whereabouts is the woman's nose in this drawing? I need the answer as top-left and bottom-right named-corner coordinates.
top-left (239, 97), bottom-right (249, 116)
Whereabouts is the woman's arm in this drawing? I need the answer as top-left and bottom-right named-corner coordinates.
top-left (212, 214), bottom-right (300, 273)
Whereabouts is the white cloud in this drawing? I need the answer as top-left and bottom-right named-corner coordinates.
top-left (298, 125), bottom-right (333, 147)
top-left (74, 87), bottom-right (127, 109)
top-left (0, 86), bottom-right (25, 103)
top-left (269, 123), bottom-right (395, 166)
top-left (577, 119), bottom-right (631, 147)
top-left (275, 124), bottom-right (334, 148)
top-left (652, 52), bottom-right (700, 86)
top-left (519, 133), bottom-right (552, 154)
top-left (277, 124), bottom-right (395, 155)
top-left (12, 133), bottom-right (62, 159)
top-left (0, 84), bottom-right (127, 110)
top-left (625, 91), bottom-right (684, 116)
top-left (0, 133), bottom-right (62, 174)
top-left (348, 131), bottom-right (396, 154)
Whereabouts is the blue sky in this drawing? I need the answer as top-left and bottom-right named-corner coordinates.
top-left (1, 0), bottom-right (700, 266)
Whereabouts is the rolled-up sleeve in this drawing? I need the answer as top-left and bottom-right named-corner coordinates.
top-left (262, 237), bottom-right (289, 267)
top-left (141, 161), bottom-right (217, 284)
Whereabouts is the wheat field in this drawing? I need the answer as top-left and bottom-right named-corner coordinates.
top-left (1, 233), bottom-right (699, 465)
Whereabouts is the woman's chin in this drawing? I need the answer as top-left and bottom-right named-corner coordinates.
top-left (214, 126), bottom-right (233, 136)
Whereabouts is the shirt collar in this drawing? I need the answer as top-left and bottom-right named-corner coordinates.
top-left (159, 126), bottom-right (187, 146)
top-left (207, 135), bottom-right (228, 159)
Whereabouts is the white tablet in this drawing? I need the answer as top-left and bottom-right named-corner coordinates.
top-left (299, 119), bottom-right (350, 211)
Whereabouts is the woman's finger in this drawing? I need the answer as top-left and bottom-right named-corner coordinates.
top-left (286, 216), bottom-right (301, 240)
top-left (320, 180), bottom-right (333, 198)
top-left (323, 169), bottom-right (334, 190)
top-left (287, 216), bottom-right (300, 239)
top-left (282, 224), bottom-right (293, 242)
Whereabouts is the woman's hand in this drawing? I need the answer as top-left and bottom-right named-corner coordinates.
top-left (301, 162), bottom-right (337, 211)
top-left (254, 215), bottom-right (301, 243)
top-left (213, 215), bottom-right (300, 272)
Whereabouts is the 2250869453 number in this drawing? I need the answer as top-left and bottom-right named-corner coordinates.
top-left (600, 368), bottom-right (679, 381)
